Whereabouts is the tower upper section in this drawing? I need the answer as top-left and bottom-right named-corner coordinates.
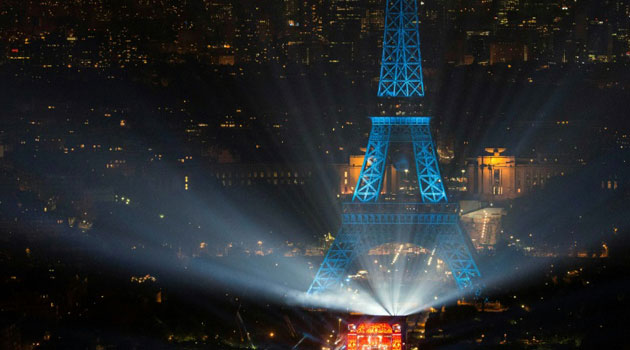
top-left (377, 0), bottom-right (425, 98)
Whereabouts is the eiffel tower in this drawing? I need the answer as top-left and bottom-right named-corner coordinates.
top-left (308, 0), bottom-right (482, 296)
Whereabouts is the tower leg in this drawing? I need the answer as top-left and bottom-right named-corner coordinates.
top-left (436, 225), bottom-right (482, 293)
top-left (308, 231), bottom-right (358, 295)
top-left (412, 125), bottom-right (448, 203)
top-left (353, 124), bottom-right (391, 202)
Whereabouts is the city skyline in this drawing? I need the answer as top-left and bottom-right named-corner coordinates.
top-left (3, 0), bottom-right (630, 67)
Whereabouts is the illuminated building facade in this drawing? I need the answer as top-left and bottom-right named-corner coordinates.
top-left (335, 154), bottom-right (400, 197)
top-left (466, 148), bottom-right (573, 201)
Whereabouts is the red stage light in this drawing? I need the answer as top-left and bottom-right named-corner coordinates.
top-left (347, 321), bottom-right (403, 350)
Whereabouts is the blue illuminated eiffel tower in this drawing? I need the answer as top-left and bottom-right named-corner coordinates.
top-left (308, 0), bottom-right (482, 296)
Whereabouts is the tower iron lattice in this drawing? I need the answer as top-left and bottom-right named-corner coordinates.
top-left (377, 0), bottom-right (425, 97)
top-left (308, 0), bottom-right (482, 297)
